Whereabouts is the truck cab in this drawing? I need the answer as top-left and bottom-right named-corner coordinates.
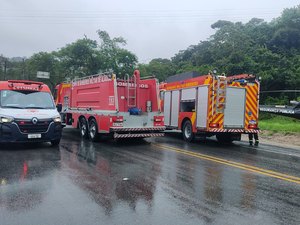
top-left (0, 80), bottom-right (62, 146)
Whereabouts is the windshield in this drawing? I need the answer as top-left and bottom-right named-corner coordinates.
top-left (0, 90), bottom-right (55, 109)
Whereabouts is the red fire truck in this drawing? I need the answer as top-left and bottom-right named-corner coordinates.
top-left (55, 70), bottom-right (165, 141)
top-left (160, 72), bottom-right (260, 143)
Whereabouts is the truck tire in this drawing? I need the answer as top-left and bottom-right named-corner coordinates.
top-left (79, 117), bottom-right (89, 139)
top-left (88, 119), bottom-right (100, 142)
top-left (216, 133), bottom-right (233, 144)
top-left (51, 139), bottom-right (60, 146)
top-left (182, 120), bottom-right (194, 142)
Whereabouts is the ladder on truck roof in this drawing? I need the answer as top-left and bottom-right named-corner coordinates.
top-left (125, 74), bottom-right (137, 107)
top-left (215, 75), bottom-right (227, 113)
top-left (71, 72), bottom-right (113, 83)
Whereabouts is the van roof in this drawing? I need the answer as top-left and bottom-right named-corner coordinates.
top-left (0, 80), bottom-right (51, 92)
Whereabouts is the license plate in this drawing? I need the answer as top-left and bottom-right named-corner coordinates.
top-left (28, 134), bottom-right (41, 139)
top-left (113, 122), bottom-right (123, 127)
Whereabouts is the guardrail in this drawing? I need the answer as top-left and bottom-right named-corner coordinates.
top-left (259, 104), bottom-right (300, 119)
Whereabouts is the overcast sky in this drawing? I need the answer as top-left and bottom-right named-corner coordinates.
top-left (0, 0), bottom-right (299, 63)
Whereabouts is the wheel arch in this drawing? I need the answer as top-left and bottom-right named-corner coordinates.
top-left (88, 116), bottom-right (98, 128)
top-left (88, 116), bottom-right (97, 123)
top-left (181, 118), bottom-right (195, 142)
top-left (181, 117), bottom-right (191, 131)
top-left (77, 115), bottom-right (87, 129)
top-left (88, 116), bottom-right (100, 142)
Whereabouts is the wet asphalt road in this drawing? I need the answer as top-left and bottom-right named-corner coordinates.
top-left (0, 128), bottom-right (299, 225)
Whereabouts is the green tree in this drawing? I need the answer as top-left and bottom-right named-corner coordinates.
top-left (57, 37), bottom-right (101, 77)
top-left (166, 4), bottom-right (300, 101)
top-left (270, 5), bottom-right (300, 53)
top-left (138, 58), bottom-right (177, 81)
top-left (26, 52), bottom-right (60, 90)
top-left (97, 30), bottom-right (137, 76)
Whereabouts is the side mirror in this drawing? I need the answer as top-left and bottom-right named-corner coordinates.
top-left (56, 103), bottom-right (62, 113)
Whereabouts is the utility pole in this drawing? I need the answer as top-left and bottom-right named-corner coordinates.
top-left (4, 59), bottom-right (7, 80)
top-left (22, 58), bottom-right (25, 79)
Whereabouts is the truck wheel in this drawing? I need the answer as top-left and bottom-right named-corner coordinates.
top-left (88, 119), bottom-right (100, 142)
top-left (79, 117), bottom-right (88, 139)
top-left (51, 139), bottom-right (60, 146)
top-left (182, 120), bottom-right (194, 142)
top-left (216, 133), bottom-right (233, 144)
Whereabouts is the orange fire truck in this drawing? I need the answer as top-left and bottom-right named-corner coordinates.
top-left (160, 73), bottom-right (260, 143)
top-left (55, 70), bottom-right (165, 141)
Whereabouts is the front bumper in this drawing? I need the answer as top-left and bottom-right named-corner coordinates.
top-left (0, 122), bottom-right (62, 143)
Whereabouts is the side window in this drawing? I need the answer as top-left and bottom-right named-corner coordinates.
top-left (180, 88), bottom-right (196, 112)
top-left (0, 91), bottom-right (6, 105)
top-left (159, 91), bottom-right (165, 100)
top-left (1, 91), bottom-right (21, 106)
top-left (181, 100), bottom-right (195, 112)
top-left (64, 96), bottom-right (69, 108)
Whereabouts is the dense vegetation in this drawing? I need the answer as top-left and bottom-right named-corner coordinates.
top-left (0, 6), bottom-right (300, 104)
top-left (259, 113), bottom-right (300, 133)
top-left (139, 5), bottom-right (300, 103)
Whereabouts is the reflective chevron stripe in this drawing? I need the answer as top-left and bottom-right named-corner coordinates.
top-left (208, 128), bottom-right (259, 133)
top-left (114, 133), bottom-right (165, 138)
top-left (111, 127), bottom-right (165, 132)
top-left (245, 130), bottom-right (260, 133)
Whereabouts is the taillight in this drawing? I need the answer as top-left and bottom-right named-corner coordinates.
top-left (154, 116), bottom-right (164, 126)
top-left (248, 124), bottom-right (257, 129)
top-left (248, 120), bottom-right (257, 129)
top-left (111, 116), bottom-right (123, 122)
top-left (209, 123), bottom-right (219, 128)
top-left (111, 116), bottom-right (124, 127)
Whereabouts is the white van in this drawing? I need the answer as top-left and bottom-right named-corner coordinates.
top-left (0, 80), bottom-right (62, 146)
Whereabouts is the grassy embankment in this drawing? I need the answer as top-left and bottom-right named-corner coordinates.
top-left (259, 113), bottom-right (300, 134)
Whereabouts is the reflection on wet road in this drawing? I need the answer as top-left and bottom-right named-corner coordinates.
top-left (0, 129), bottom-right (299, 225)
top-left (153, 143), bottom-right (300, 184)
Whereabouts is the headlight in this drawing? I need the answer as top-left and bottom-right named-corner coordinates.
top-left (0, 117), bottom-right (14, 123)
top-left (53, 116), bottom-right (61, 123)
top-left (1, 179), bottom-right (7, 185)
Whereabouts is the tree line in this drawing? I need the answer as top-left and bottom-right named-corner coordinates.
top-left (139, 5), bottom-right (300, 104)
top-left (1, 6), bottom-right (300, 103)
top-left (0, 30), bottom-right (137, 91)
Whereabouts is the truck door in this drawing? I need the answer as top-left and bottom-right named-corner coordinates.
top-left (164, 91), bottom-right (171, 126)
top-left (196, 86), bottom-right (209, 128)
top-left (170, 90), bottom-right (180, 127)
top-left (224, 87), bottom-right (246, 128)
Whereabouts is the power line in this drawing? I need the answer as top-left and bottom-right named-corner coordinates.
top-left (0, 8), bottom-right (283, 25)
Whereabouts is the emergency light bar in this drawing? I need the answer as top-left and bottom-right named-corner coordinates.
top-left (7, 80), bottom-right (44, 90)
top-left (8, 80), bottom-right (44, 85)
